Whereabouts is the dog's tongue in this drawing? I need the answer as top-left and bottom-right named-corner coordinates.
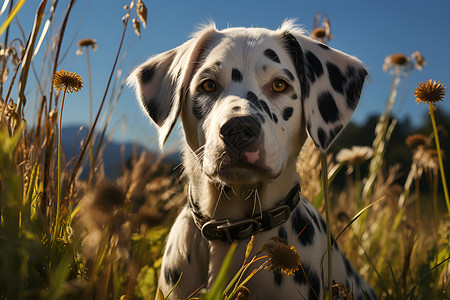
top-left (244, 150), bottom-right (259, 164)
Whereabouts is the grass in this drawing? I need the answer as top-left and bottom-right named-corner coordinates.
top-left (0, 2), bottom-right (449, 299)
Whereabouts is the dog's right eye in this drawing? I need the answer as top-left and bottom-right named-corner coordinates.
top-left (201, 80), bottom-right (217, 92)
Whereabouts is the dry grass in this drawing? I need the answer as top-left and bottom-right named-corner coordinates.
top-left (0, 2), bottom-right (449, 300)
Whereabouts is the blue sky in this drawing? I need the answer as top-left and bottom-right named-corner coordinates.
top-left (8, 0), bottom-right (450, 151)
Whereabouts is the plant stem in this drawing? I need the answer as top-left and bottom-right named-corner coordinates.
top-left (429, 103), bottom-right (450, 217)
top-left (53, 86), bottom-right (66, 243)
top-left (321, 153), bottom-right (332, 299)
top-left (85, 46), bottom-right (94, 186)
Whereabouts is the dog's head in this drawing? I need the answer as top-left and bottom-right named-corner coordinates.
top-left (128, 21), bottom-right (367, 185)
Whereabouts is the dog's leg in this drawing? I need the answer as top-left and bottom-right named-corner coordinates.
top-left (158, 207), bottom-right (209, 299)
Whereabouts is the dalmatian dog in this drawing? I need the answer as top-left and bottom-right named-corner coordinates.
top-left (128, 20), bottom-right (376, 300)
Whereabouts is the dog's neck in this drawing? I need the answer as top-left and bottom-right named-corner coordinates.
top-left (184, 147), bottom-right (300, 221)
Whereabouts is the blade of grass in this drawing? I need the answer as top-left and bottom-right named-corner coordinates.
top-left (15, 0), bottom-right (46, 116)
top-left (0, 0), bottom-right (26, 37)
top-left (0, 0), bottom-right (11, 15)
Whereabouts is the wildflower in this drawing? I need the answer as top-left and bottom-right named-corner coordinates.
top-left (336, 146), bottom-right (373, 173)
top-left (259, 237), bottom-right (300, 275)
top-left (405, 133), bottom-right (429, 148)
top-left (382, 53), bottom-right (411, 72)
top-left (413, 79), bottom-right (446, 106)
top-left (76, 38), bottom-right (97, 55)
top-left (411, 51), bottom-right (426, 71)
top-left (53, 70), bottom-right (83, 94)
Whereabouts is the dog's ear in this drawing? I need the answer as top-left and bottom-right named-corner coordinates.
top-left (128, 26), bottom-right (217, 149)
top-left (280, 24), bottom-right (367, 152)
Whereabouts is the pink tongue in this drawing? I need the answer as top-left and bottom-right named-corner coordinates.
top-left (244, 150), bottom-right (259, 164)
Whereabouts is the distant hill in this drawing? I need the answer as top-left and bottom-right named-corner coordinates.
top-left (61, 124), bottom-right (181, 179)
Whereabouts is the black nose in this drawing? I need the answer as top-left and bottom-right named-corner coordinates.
top-left (220, 116), bottom-right (261, 158)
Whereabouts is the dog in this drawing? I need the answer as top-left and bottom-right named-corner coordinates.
top-left (128, 20), bottom-right (376, 300)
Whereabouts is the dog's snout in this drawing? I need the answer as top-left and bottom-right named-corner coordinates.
top-left (220, 116), bottom-right (261, 158)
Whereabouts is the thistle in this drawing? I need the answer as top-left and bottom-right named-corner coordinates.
top-left (413, 79), bottom-right (449, 217)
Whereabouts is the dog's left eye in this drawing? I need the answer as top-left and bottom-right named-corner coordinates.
top-left (272, 79), bottom-right (288, 93)
top-left (201, 80), bottom-right (217, 92)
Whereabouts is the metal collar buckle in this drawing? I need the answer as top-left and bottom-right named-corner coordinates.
top-left (262, 204), bottom-right (291, 229)
top-left (201, 218), bottom-right (261, 243)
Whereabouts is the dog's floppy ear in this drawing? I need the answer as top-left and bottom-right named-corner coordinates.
top-left (280, 23), bottom-right (367, 152)
top-left (128, 25), bottom-right (217, 149)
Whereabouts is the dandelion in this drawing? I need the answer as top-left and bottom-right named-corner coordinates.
top-left (411, 50), bottom-right (426, 71)
top-left (52, 70), bottom-right (83, 243)
top-left (53, 70), bottom-right (83, 94)
top-left (414, 79), bottom-right (446, 106)
top-left (259, 237), bottom-right (300, 275)
top-left (413, 79), bottom-right (449, 217)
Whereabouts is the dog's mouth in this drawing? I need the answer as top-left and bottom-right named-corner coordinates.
top-left (210, 151), bottom-right (280, 184)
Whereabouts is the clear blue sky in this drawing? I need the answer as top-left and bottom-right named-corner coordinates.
top-left (8, 0), bottom-right (450, 151)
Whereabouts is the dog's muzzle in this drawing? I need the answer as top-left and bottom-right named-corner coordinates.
top-left (220, 116), bottom-right (261, 160)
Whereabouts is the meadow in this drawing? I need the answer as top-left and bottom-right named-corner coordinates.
top-left (0, 1), bottom-right (449, 299)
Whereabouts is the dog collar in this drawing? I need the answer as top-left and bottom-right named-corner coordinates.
top-left (188, 184), bottom-right (301, 243)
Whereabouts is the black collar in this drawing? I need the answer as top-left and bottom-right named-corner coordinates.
top-left (188, 184), bottom-right (301, 243)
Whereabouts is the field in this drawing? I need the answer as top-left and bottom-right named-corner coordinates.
top-left (0, 1), bottom-right (449, 299)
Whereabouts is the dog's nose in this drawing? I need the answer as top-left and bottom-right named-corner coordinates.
top-left (220, 116), bottom-right (261, 158)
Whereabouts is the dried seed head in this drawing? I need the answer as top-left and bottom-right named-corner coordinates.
top-left (411, 51), bottom-right (426, 71)
top-left (383, 53), bottom-right (411, 72)
top-left (132, 18), bottom-right (141, 38)
top-left (259, 237), bottom-right (300, 275)
top-left (414, 79), bottom-right (446, 105)
top-left (406, 134), bottom-right (429, 148)
top-left (136, 0), bottom-right (147, 29)
top-left (236, 286), bottom-right (250, 300)
top-left (77, 38), bottom-right (97, 48)
top-left (53, 70), bottom-right (83, 94)
top-left (336, 146), bottom-right (373, 173)
top-left (311, 27), bottom-right (326, 39)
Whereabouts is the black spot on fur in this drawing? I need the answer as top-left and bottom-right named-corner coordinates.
top-left (259, 100), bottom-right (272, 119)
top-left (192, 91), bottom-right (217, 120)
top-left (143, 98), bottom-right (161, 125)
top-left (141, 64), bottom-right (156, 84)
top-left (278, 226), bottom-right (288, 239)
top-left (318, 43), bottom-right (330, 50)
top-left (231, 68), bottom-right (243, 82)
top-left (164, 268), bottom-right (180, 285)
top-left (166, 244), bottom-right (172, 256)
top-left (187, 252), bottom-right (191, 264)
top-left (345, 68), bottom-right (368, 110)
top-left (255, 113), bottom-right (266, 124)
top-left (274, 272), bottom-right (283, 286)
top-left (262, 65), bottom-right (267, 72)
top-left (303, 204), bottom-right (321, 232)
top-left (291, 93), bottom-right (298, 100)
top-left (283, 69), bottom-right (295, 81)
top-left (264, 49), bottom-right (281, 63)
top-left (357, 295), bottom-right (365, 300)
top-left (319, 217), bottom-right (327, 233)
top-left (329, 125), bottom-right (343, 141)
top-left (317, 127), bottom-right (328, 149)
top-left (232, 106), bottom-right (241, 112)
top-left (282, 107), bottom-right (294, 121)
top-left (291, 208), bottom-right (315, 246)
top-left (247, 91), bottom-right (259, 107)
top-left (272, 113), bottom-right (278, 123)
top-left (326, 62), bottom-right (346, 94)
top-left (281, 32), bottom-right (309, 101)
top-left (318, 92), bottom-right (340, 123)
top-left (192, 99), bottom-right (204, 119)
top-left (294, 264), bottom-right (321, 299)
top-left (305, 51), bottom-right (324, 84)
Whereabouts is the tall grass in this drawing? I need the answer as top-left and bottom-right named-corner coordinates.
top-left (0, 2), bottom-right (449, 300)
